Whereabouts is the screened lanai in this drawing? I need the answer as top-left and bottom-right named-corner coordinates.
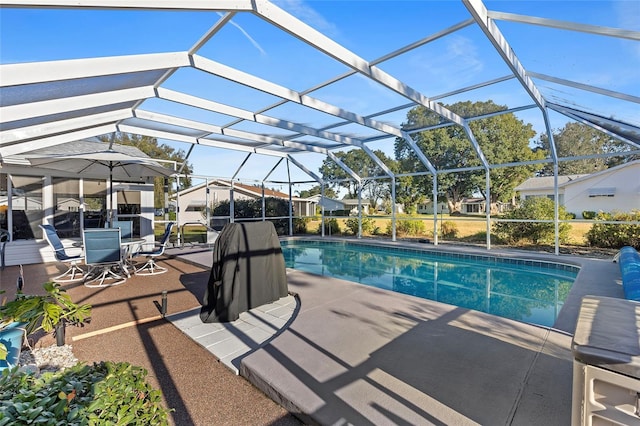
top-left (1, 0), bottom-right (639, 257)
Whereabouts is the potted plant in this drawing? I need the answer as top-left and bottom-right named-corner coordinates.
top-left (0, 282), bottom-right (91, 367)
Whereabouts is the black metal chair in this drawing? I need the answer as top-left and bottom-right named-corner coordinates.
top-left (135, 222), bottom-right (175, 276)
top-left (39, 224), bottom-right (85, 282)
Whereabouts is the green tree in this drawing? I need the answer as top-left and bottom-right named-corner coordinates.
top-left (535, 122), bottom-right (634, 175)
top-left (395, 100), bottom-right (541, 212)
top-left (319, 149), bottom-right (396, 207)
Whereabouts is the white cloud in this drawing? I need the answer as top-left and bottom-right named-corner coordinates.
top-left (217, 12), bottom-right (266, 56)
top-left (273, 0), bottom-right (341, 37)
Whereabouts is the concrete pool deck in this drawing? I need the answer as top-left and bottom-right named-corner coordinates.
top-left (167, 240), bottom-right (623, 425)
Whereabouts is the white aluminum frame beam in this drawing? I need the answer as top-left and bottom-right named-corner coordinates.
top-left (487, 11), bottom-right (640, 41)
top-left (157, 88), bottom-right (370, 148)
top-left (463, 0), bottom-right (546, 110)
top-left (0, 123), bottom-right (117, 156)
top-left (191, 55), bottom-right (405, 138)
top-left (1, 86), bottom-right (155, 122)
top-left (0, 52), bottom-right (189, 87)
top-left (0, 109), bottom-right (132, 146)
top-left (0, 0), bottom-right (253, 11)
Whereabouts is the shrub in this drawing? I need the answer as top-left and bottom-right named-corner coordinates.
top-left (318, 218), bottom-right (341, 235)
top-left (344, 217), bottom-right (374, 235)
top-left (582, 211), bottom-right (597, 220)
top-left (293, 217), bottom-right (309, 234)
top-left (492, 197), bottom-right (572, 245)
top-left (586, 210), bottom-right (640, 249)
top-left (0, 361), bottom-right (171, 425)
top-left (372, 226), bottom-right (385, 236)
top-left (440, 221), bottom-right (458, 239)
top-left (393, 218), bottom-right (426, 236)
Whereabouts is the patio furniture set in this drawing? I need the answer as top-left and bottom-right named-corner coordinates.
top-left (40, 222), bottom-right (175, 287)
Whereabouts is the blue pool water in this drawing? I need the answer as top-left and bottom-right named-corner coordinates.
top-left (281, 240), bottom-right (578, 327)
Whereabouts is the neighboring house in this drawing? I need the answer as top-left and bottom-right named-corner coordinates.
top-left (418, 199), bottom-right (511, 215)
top-left (459, 198), bottom-right (513, 215)
top-left (308, 194), bottom-right (344, 213)
top-left (514, 161), bottom-right (640, 218)
top-left (341, 198), bottom-right (371, 215)
top-left (417, 201), bottom-right (450, 215)
top-left (174, 180), bottom-right (318, 226)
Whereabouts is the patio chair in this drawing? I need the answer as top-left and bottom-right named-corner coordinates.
top-left (83, 228), bottom-right (127, 287)
top-left (135, 222), bottom-right (175, 276)
top-left (39, 224), bottom-right (85, 282)
top-left (112, 220), bottom-right (133, 239)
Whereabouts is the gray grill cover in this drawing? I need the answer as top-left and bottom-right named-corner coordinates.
top-left (200, 221), bottom-right (288, 323)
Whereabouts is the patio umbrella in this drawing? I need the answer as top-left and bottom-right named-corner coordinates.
top-left (28, 149), bottom-right (175, 225)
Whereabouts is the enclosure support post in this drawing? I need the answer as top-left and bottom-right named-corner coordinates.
top-left (486, 168), bottom-right (491, 250)
top-left (391, 175), bottom-right (396, 242)
top-left (288, 161), bottom-right (293, 236)
top-left (321, 183), bottom-right (325, 238)
top-left (229, 184), bottom-right (234, 224)
top-left (357, 182), bottom-right (362, 239)
top-left (261, 183), bottom-right (266, 221)
top-left (433, 174), bottom-right (438, 246)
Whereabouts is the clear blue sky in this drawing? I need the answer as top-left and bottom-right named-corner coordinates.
top-left (1, 1), bottom-right (638, 191)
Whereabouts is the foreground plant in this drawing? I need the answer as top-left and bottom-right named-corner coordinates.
top-left (0, 361), bottom-right (171, 425)
top-left (0, 282), bottom-right (91, 361)
top-left (0, 282), bottom-right (91, 336)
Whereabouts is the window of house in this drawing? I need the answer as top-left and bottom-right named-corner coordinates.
top-left (10, 175), bottom-right (43, 240)
top-left (0, 174), bottom-right (7, 234)
top-left (83, 179), bottom-right (107, 229)
top-left (53, 177), bottom-right (80, 238)
top-left (186, 200), bottom-right (207, 212)
top-left (588, 187), bottom-right (616, 197)
top-left (117, 190), bottom-right (141, 236)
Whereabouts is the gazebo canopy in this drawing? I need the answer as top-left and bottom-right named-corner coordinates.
top-left (1, 0), bottom-right (639, 185)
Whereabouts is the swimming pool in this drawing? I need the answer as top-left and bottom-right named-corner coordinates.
top-left (281, 240), bottom-right (579, 328)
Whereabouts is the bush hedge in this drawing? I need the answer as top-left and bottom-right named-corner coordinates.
top-left (344, 216), bottom-right (375, 235)
top-left (392, 218), bottom-right (426, 236)
top-left (586, 211), bottom-right (640, 249)
top-left (493, 197), bottom-right (572, 244)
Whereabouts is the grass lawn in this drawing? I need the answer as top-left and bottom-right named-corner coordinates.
top-left (304, 215), bottom-right (593, 246)
top-left (156, 215), bottom-right (596, 249)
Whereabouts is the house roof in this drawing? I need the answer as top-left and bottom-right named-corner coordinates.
top-left (1, 1), bottom-right (638, 187)
top-left (514, 175), bottom-right (587, 191)
top-left (176, 179), bottom-right (309, 201)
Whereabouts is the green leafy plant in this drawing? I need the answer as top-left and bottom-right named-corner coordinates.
top-left (318, 218), bottom-right (341, 235)
top-left (0, 361), bottom-right (171, 425)
top-left (586, 210), bottom-right (640, 249)
top-left (392, 218), bottom-right (426, 236)
top-left (493, 197), bottom-right (572, 244)
top-left (344, 216), bottom-right (374, 235)
top-left (440, 221), bottom-right (459, 239)
top-left (0, 282), bottom-right (91, 360)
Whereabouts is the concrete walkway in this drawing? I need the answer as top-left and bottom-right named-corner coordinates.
top-left (165, 242), bottom-right (622, 425)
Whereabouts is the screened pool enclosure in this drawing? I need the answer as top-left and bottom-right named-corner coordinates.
top-left (1, 0), bottom-right (639, 256)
